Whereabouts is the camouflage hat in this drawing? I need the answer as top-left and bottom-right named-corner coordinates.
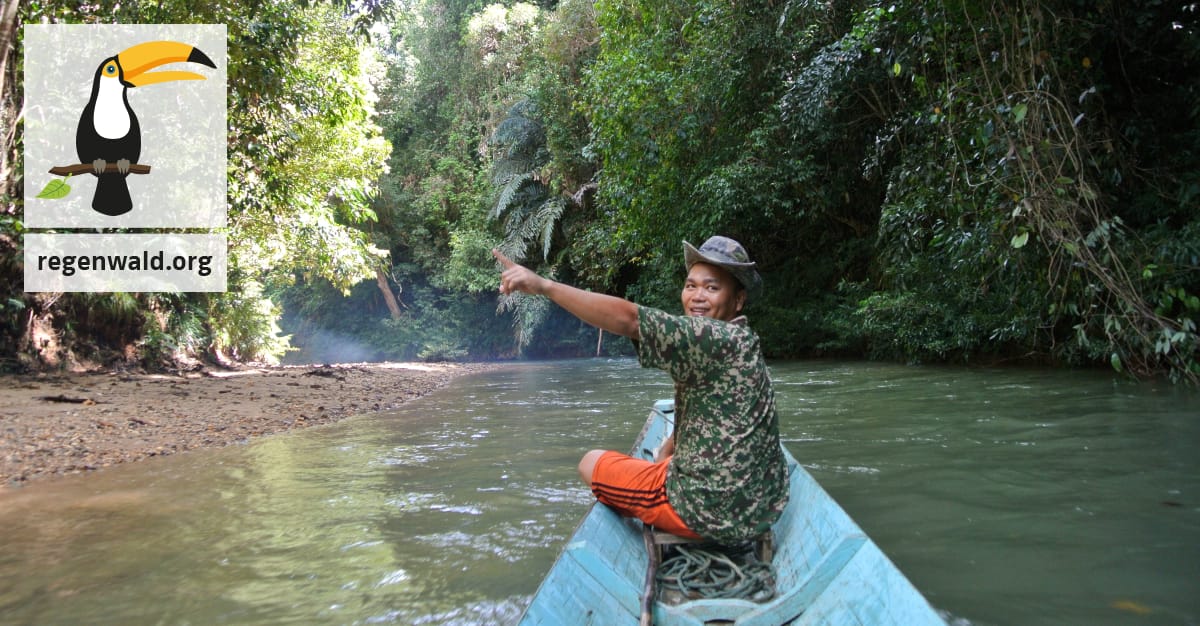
top-left (683, 236), bottom-right (763, 301)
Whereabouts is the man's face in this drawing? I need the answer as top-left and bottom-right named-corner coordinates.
top-left (681, 262), bottom-right (746, 321)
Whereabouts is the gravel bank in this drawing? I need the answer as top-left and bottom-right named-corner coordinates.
top-left (0, 362), bottom-right (496, 488)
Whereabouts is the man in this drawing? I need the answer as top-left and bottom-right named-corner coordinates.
top-left (494, 236), bottom-right (788, 543)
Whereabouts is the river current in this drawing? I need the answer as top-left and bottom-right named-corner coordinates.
top-left (0, 359), bottom-right (1196, 625)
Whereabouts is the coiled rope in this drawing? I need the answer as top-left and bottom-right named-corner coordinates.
top-left (656, 541), bottom-right (776, 603)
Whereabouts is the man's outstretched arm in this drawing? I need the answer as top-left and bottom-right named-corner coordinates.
top-left (494, 249), bottom-right (640, 340)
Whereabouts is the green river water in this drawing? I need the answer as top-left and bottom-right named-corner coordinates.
top-left (0, 359), bottom-right (1197, 625)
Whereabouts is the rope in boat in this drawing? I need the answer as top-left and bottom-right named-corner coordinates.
top-left (656, 541), bottom-right (775, 602)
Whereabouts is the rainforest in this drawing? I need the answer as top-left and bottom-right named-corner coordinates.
top-left (2, 0), bottom-right (1197, 382)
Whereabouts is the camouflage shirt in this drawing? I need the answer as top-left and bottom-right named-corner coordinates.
top-left (635, 305), bottom-right (789, 543)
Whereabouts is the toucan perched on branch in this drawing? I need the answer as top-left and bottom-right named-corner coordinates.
top-left (76, 41), bottom-right (216, 216)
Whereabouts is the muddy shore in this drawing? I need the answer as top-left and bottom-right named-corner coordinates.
top-left (0, 362), bottom-right (496, 488)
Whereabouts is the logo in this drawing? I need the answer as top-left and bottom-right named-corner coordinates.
top-left (49, 40), bottom-right (217, 216)
top-left (23, 24), bottom-right (228, 292)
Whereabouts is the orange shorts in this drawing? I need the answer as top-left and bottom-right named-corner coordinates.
top-left (588, 451), bottom-right (700, 539)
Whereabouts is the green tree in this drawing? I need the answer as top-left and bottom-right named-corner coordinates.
top-left (849, 1), bottom-right (1198, 379)
top-left (5, 0), bottom-right (1196, 380)
top-left (4, 0), bottom-right (389, 367)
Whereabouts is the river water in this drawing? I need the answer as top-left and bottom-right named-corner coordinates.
top-left (0, 359), bottom-right (1196, 625)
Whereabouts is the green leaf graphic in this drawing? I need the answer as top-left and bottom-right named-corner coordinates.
top-left (37, 175), bottom-right (72, 200)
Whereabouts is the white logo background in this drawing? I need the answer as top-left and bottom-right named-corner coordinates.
top-left (24, 24), bottom-right (227, 228)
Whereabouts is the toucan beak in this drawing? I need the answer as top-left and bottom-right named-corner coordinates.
top-left (117, 40), bottom-right (216, 87)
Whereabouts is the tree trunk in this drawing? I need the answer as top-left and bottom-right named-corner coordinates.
top-left (0, 0), bottom-right (20, 195)
top-left (0, 0), bottom-right (17, 99)
top-left (376, 268), bottom-right (403, 320)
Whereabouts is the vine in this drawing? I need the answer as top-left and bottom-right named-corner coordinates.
top-left (940, 0), bottom-right (1196, 381)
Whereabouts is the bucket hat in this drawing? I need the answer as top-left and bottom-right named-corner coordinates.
top-left (683, 236), bottom-right (763, 301)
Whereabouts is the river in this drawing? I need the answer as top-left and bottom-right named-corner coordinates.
top-left (0, 359), bottom-right (1196, 625)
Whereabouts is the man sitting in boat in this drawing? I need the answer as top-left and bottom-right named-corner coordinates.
top-left (493, 236), bottom-right (789, 544)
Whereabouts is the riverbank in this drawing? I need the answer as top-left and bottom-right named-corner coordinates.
top-left (0, 361), bottom-right (497, 487)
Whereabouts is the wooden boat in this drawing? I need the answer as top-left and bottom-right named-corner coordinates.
top-left (519, 399), bottom-right (945, 625)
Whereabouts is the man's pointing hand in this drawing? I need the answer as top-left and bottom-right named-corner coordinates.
top-left (493, 249), bottom-right (547, 296)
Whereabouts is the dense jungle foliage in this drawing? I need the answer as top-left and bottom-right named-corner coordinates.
top-left (2, 0), bottom-right (1197, 382)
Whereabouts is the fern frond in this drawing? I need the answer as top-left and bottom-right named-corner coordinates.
top-left (498, 292), bottom-right (551, 350)
top-left (491, 156), bottom-right (538, 185)
top-left (490, 99), bottom-right (545, 160)
top-left (490, 172), bottom-right (535, 220)
top-left (537, 198), bottom-right (566, 260)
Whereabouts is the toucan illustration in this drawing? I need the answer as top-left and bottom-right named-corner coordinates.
top-left (76, 41), bottom-right (216, 216)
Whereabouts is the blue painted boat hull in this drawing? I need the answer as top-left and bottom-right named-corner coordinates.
top-left (520, 399), bottom-right (945, 625)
